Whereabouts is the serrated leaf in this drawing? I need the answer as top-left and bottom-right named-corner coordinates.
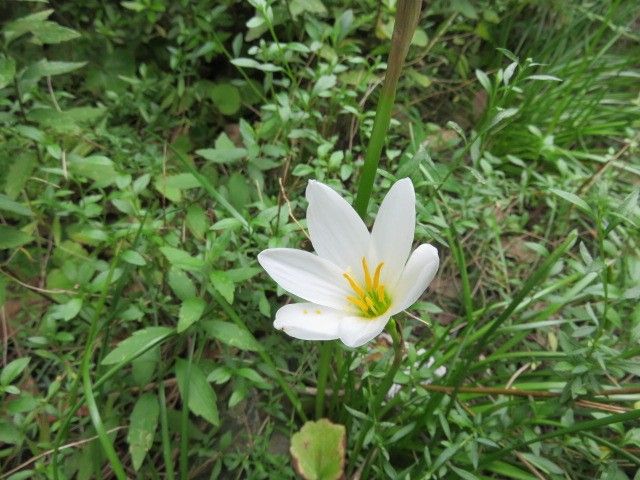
top-left (167, 267), bottom-right (196, 301)
top-left (32, 21), bottom-right (80, 44)
top-left (313, 75), bottom-right (336, 95)
top-left (177, 297), bottom-right (206, 333)
top-left (1, 357), bottom-right (30, 386)
top-left (175, 359), bottom-right (219, 426)
top-left (290, 419), bottom-right (346, 480)
top-left (201, 320), bottom-right (261, 351)
top-left (127, 393), bottom-right (159, 471)
top-left (102, 327), bottom-right (174, 365)
top-left (209, 270), bottom-right (235, 304)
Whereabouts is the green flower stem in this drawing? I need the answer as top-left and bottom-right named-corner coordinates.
top-left (372, 318), bottom-right (404, 410)
top-left (353, 0), bottom-right (422, 217)
top-left (315, 342), bottom-right (332, 419)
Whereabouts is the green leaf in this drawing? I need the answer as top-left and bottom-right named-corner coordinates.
top-left (175, 359), bottom-right (219, 426)
top-left (201, 320), bottom-right (261, 351)
top-left (210, 83), bottom-right (241, 115)
top-left (0, 225), bottom-right (32, 249)
top-left (196, 132), bottom-right (247, 165)
top-left (3, 9), bottom-right (53, 43)
top-left (101, 327), bottom-right (174, 365)
top-left (313, 75), bottom-right (336, 95)
top-left (127, 393), bottom-right (159, 471)
top-left (160, 246), bottom-right (205, 271)
top-left (231, 58), bottom-right (282, 72)
top-left (31, 21), bottom-right (80, 44)
top-left (122, 250), bottom-right (146, 266)
top-left (68, 155), bottom-right (118, 185)
top-left (209, 271), bottom-right (234, 304)
top-left (177, 297), bottom-right (206, 333)
top-left (23, 60), bottom-right (86, 80)
top-left (186, 205), bottom-right (208, 239)
top-left (550, 189), bottom-right (591, 213)
top-left (1, 357), bottom-right (30, 386)
top-left (167, 267), bottom-right (196, 301)
top-left (0, 194), bottom-right (33, 217)
top-left (290, 419), bottom-right (346, 480)
top-left (153, 173), bottom-right (201, 202)
top-left (0, 55), bottom-right (16, 89)
top-left (49, 298), bottom-right (82, 321)
top-left (5, 153), bottom-right (36, 199)
top-left (475, 69), bottom-right (491, 92)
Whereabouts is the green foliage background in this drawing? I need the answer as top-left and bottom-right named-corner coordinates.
top-left (1, 0), bottom-right (639, 478)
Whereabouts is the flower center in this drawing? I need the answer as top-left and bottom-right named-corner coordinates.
top-left (343, 257), bottom-right (392, 318)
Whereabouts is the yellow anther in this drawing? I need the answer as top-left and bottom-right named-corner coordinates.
top-left (343, 272), bottom-right (365, 298)
top-left (347, 295), bottom-right (369, 312)
top-left (315, 309), bottom-right (321, 314)
top-left (303, 309), bottom-right (308, 314)
top-left (362, 257), bottom-right (373, 290)
top-left (372, 262), bottom-right (384, 289)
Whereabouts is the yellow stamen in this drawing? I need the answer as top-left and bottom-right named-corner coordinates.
top-left (347, 295), bottom-right (369, 312)
top-left (343, 272), bottom-right (365, 298)
top-left (377, 284), bottom-right (385, 302)
top-left (372, 262), bottom-right (384, 289)
top-left (315, 309), bottom-right (321, 314)
top-left (362, 257), bottom-right (373, 290)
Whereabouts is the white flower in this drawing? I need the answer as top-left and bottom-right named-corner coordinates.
top-left (257, 178), bottom-right (439, 348)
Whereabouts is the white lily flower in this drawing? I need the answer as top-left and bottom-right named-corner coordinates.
top-left (258, 178), bottom-right (439, 348)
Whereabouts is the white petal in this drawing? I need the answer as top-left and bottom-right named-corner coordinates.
top-left (338, 314), bottom-right (391, 348)
top-left (258, 248), bottom-right (349, 310)
top-left (389, 244), bottom-right (439, 315)
top-left (370, 178), bottom-right (416, 286)
top-left (306, 181), bottom-right (370, 270)
top-left (273, 303), bottom-right (343, 341)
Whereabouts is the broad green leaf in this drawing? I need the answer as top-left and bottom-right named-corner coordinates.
top-left (127, 393), bottom-right (159, 471)
top-left (31, 21), bottom-right (80, 44)
top-left (550, 189), bottom-right (591, 213)
top-left (5, 153), bottom-right (36, 199)
top-left (3, 9), bottom-right (53, 43)
top-left (289, 0), bottom-right (327, 17)
top-left (102, 327), bottom-right (174, 365)
top-left (154, 173), bottom-right (201, 202)
top-left (23, 60), bottom-right (86, 80)
top-left (160, 246), bottom-right (205, 271)
top-left (49, 298), bottom-right (82, 321)
top-left (167, 267), bottom-right (196, 300)
top-left (0, 55), bottom-right (16, 89)
top-left (122, 250), bottom-right (146, 266)
top-left (0, 225), bottom-right (32, 249)
top-left (313, 75), bottom-right (336, 95)
top-left (195, 147), bottom-right (247, 164)
top-left (177, 297), bottom-right (206, 333)
top-left (290, 419), bottom-right (346, 480)
top-left (1, 357), bottom-right (30, 386)
top-left (186, 205), bottom-right (208, 239)
top-left (68, 155), bottom-right (118, 186)
top-left (175, 359), bottom-right (219, 426)
top-left (209, 271), bottom-right (234, 304)
top-left (201, 320), bottom-right (261, 351)
top-left (209, 83), bottom-right (241, 115)
top-left (0, 194), bottom-right (33, 217)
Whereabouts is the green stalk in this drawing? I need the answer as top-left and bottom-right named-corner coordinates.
top-left (353, 0), bottom-right (422, 217)
top-left (372, 318), bottom-right (404, 410)
top-left (158, 380), bottom-right (176, 480)
top-left (179, 336), bottom-right (195, 480)
top-left (315, 342), bottom-right (332, 419)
